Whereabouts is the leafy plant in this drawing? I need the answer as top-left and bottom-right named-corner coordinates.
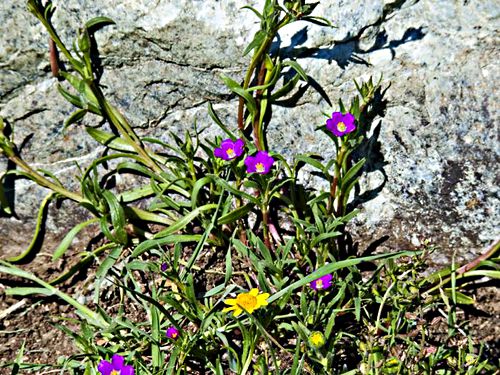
top-left (0, 1), bottom-right (498, 374)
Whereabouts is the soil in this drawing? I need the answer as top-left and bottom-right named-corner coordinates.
top-left (0, 239), bottom-right (499, 374)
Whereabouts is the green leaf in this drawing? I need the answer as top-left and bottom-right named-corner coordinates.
top-left (123, 206), bottom-right (175, 226)
top-left (85, 16), bottom-right (115, 31)
top-left (86, 127), bottom-right (136, 153)
top-left (5, 287), bottom-right (54, 296)
top-left (310, 231), bottom-right (342, 248)
top-left (225, 245), bottom-right (233, 284)
top-left (217, 203), bottom-right (255, 225)
top-left (207, 102), bottom-right (236, 139)
top-left (64, 109), bottom-right (87, 129)
top-left (243, 29), bottom-right (266, 57)
top-left (0, 261), bottom-right (107, 328)
top-left (268, 250), bottom-right (421, 303)
top-left (241, 5), bottom-right (263, 20)
top-left (209, 175), bottom-right (259, 204)
top-left (154, 203), bottom-right (217, 238)
top-left (203, 283), bottom-right (226, 298)
top-left (283, 61), bottom-right (308, 81)
top-left (57, 84), bottom-right (83, 108)
top-left (301, 15), bottom-right (334, 27)
top-left (7, 192), bottom-right (56, 263)
top-left (270, 74), bottom-right (300, 102)
top-left (191, 176), bottom-right (214, 208)
top-left (462, 270), bottom-right (500, 279)
top-left (102, 190), bottom-right (128, 245)
top-left (220, 74), bottom-right (257, 115)
top-left (295, 154), bottom-right (325, 171)
top-left (50, 243), bottom-right (114, 285)
top-left (131, 234), bottom-right (202, 258)
top-left (341, 158), bottom-right (365, 188)
top-left (52, 218), bottom-right (99, 261)
top-left (443, 290), bottom-right (475, 305)
top-left (0, 175), bottom-right (12, 215)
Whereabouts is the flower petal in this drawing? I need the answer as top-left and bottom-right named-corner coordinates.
top-left (256, 294), bottom-right (269, 308)
top-left (249, 288), bottom-right (259, 296)
top-left (234, 139), bottom-right (245, 155)
top-left (222, 305), bottom-right (236, 312)
top-left (121, 365), bottom-right (135, 375)
top-left (232, 307), bottom-right (243, 317)
top-left (224, 298), bottom-right (238, 306)
top-left (214, 147), bottom-right (226, 159)
top-left (97, 360), bottom-right (113, 375)
top-left (111, 355), bottom-right (124, 369)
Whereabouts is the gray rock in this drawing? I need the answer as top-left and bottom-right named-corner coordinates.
top-left (0, 0), bottom-right (498, 266)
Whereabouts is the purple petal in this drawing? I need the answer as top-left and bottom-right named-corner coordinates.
top-left (220, 138), bottom-right (234, 148)
top-left (121, 365), bottom-right (135, 375)
top-left (331, 112), bottom-right (343, 122)
top-left (322, 274), bottom-right (333, 283)
top-left (326, 118), bottom-right (343, 136)
top-left (309, 280), bottom-right (318, 290)
top-left (326, 112), bottom-right (356, 137)
top-left (234, 139), bottom-right (245, 156)
top-left (244, 155), bottom-right (256, 173)
top-left (252, 151), bottom-right (274, 174)
top-left (97, 360), bottom-right (113, 375)
top-left (214, 147), bottom-right (228, 160)
top-left (166, 327), bottom-right (179, 339)
top-left (111, 354), bottom-right (125, 369)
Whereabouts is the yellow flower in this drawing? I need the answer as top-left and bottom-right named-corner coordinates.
top-left (223, 288), bottom-right (269, 317)
top-left (308, 331), bottom-right (325, 348)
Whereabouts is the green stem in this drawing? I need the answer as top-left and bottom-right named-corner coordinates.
top-left (328, 145), bottom-right (347, 216)
top-left (9, 154), bottom-right (84, 203)
top-left (99, 94), bottom-right (164, 175)
top-left (241, 340), bottom-right (256, 375)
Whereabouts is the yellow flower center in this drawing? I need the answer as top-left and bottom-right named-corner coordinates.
top-left (236, 293), bottom-right (257, 311)
top-left (337, 121), bottom-right (347, 132)
top-left (310, 332), bottom-right (325, 347)
top-left (315, 279), bottom-right (324, 289)
top-left (226, 148), bottom-right (235, 158)
top-left (255, 162), bottom-right (265, 173)
top-left (111, 371), bottom-right (120, 375)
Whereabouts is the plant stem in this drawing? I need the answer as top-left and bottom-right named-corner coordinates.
top-left (8, 154), bottom-right (84, 203)
top-left (238, 36), bottom-right (274, 129)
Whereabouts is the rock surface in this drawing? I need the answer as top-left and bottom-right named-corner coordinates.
top-left (0, 0), bottom-right (498, 265)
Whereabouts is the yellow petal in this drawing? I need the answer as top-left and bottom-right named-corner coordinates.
top-left (259, 293), bottom-right (270, 301)
top-left (245, 306), bottom-right (255, 314)
top-left (232, 307), bottom-right (243, 317)
top-left (249, 288), bottom-right (259, 296)
top-left (222, 306), bottom-right (236, 313)
top-left (224, 298), bottom-right (237, 306)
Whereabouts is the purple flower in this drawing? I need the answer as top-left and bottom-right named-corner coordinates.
top-left (326, 112), bottom-right (356, 137)
top-left (214, 138), bottom-right (245, 161)
top-left (244, 151), bottom-right (274, 174)
top-left (166, 326), bottom-right (179, 340)
top-left (98, 354), bottom-right (134, 375)
top-left (310, 274), bottom-right (333, 291)
top-left (160, 262), bottom-right (167, 272)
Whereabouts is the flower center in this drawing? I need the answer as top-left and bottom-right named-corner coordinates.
top-left (337, 121), bottom-right (347, 132)
top-left (255, 162), bottom-right (265, 173)
top-left (315, 279), bottom-right (324, 289)
top-left (226, 148), bottom-right (235, 158)
top-left (310, 332), bottom-right (324, 346)
top-left (171, 331), bottom-right (178, 338)
top-left (111, 371), bottom-right (120, 375)
top-left (237, 293), bottom-right (257, 310)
